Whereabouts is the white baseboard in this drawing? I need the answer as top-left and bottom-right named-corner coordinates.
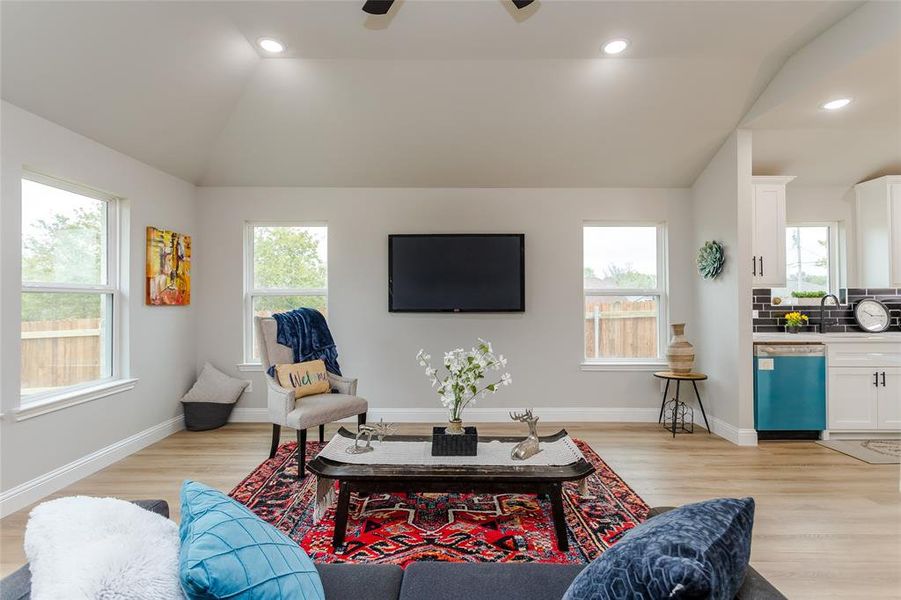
top-left (365, 407), bottom-right (672, 423)
top-left (230, 406), bottom-right (664, 425)
top-left (0, 415), bottom-right (184, 518)
top-left (708, 416), bottom-right (758, 446)
top-left (229, 407), bottom-right (270, 422)
top-left (228, 406), bottom-right (756, 445)
top-left (821, 431), bottom-right (901, 440)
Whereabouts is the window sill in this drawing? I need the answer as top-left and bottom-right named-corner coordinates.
top-left (237, 363), bottom-right (264, 372)
top-left (580, 361), bottom-right (667, 372)
top-left (9, 378), bottom-right (139, 421)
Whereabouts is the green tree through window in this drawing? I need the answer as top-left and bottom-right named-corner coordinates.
top-left (22, 205), bottom-right (103, 321)
top-left (247, 225), bottom-right (328, 361)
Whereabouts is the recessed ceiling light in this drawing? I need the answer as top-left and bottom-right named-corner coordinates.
top-left (258, 38), bottom-right (285, 54)
top-left (821, 98), bottom-right (851, 111)
top-left (603, 39), bottom-right (629, 55)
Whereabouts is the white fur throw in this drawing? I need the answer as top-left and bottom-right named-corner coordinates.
top-left (24, 497), bottom-right (184, 600)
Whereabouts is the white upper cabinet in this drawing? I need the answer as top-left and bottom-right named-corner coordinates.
top-left (855, 176), bottom-right (901, 288)
top-left (751, 176), bottom-right (794, 287)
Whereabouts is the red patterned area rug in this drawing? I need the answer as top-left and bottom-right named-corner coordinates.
top-left (230, 439), bottom-right (649, 566)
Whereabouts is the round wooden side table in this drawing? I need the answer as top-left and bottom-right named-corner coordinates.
top-left (653, 371), bottom-right (711, 437)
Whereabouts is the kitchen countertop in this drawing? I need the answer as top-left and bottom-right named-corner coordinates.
top-left (753, 331), bottom-right (901, 344)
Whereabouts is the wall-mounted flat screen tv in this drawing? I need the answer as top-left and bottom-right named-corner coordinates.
top-left (389, 234), bottom-right (525, 312)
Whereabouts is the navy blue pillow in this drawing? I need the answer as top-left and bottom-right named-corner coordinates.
top-left (563, 498), bottom-right (755, 600)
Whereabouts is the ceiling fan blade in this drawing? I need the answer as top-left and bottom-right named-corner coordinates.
top-left (362, 0), bottom-right (394, 15)
top-left (512, 0), bottom-right (535, 8)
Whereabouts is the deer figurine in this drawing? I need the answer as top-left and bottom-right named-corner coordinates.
top-left (510, 409), bottom-right (542, 460)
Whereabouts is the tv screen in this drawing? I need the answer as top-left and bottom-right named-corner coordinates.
top-left (389, 234), bottom-right (525, 312)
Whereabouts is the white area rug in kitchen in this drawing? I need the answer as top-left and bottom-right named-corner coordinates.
top-left (816, 439), bottom-right (901, 464)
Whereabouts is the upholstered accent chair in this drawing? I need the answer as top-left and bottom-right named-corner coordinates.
top-left (255, 316), bottom-right (368, 477)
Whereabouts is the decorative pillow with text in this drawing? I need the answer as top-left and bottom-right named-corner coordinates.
top-left (275, 359), bottom-right (331, 399)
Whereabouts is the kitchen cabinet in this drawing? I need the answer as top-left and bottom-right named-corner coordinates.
top-left (827, 343), bottom-right (901, 432)
top-left (876, 369), bottom-right (901, 429)
top-left (828, 368), bottom-right (878, 430)
top-left (751, 176), bottom-right (794, 287)
top-left (855, 175), bottom-right (901, 288)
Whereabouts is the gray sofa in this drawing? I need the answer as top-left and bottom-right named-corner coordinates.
top-left (0, 501), bottom-right (785, 600)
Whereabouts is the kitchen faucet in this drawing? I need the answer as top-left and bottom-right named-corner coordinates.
top-left (819, 294), bottom-right (840, 333)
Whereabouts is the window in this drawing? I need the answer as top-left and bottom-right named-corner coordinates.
top-left (244, 224), bottom-right (328, 363)
top-left (772, 224), bottom-right (837, 300)
top-left (583, 224), bottom-right (667, 362)
top-left (20, 173), bottom-right (121, 401)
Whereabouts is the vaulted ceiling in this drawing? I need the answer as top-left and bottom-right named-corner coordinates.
top-left (2, 0), bottom-right (896, 188)
top-left (746, 7), bottom-right (901, 186)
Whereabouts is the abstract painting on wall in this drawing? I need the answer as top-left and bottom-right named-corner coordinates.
top-left (146, 226), bottom-right (191, 305)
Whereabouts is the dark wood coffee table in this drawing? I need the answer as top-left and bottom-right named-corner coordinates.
top-left (306, 427), bottom-right (594, 551)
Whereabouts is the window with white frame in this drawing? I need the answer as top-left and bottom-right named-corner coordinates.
top-left (583, 224), bottom-right (667, 362)
top-left (244, 224), bottom-right (328, 363)
top-left (772, 224), bottom-right (838, 300)
top-left (20, 173), bottom-right (121, 401)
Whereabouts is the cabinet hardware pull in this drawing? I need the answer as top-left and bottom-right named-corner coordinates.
top-left (882, 371), bottom-right (887, 387)
top-left (752, 257), bottom-right (757, 276)
top-left (873, 372), bottom-right (879, 387)
top-left (760, 256), bottom-right (764, 277)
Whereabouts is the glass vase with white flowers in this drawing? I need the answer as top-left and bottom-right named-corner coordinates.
top-left (417, 340), bottom-right (512, 434)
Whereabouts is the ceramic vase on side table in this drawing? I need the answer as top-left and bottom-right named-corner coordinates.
top-left (666, 323), bottom-right (695, 374)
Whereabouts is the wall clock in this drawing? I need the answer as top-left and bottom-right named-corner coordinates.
top-left (854, 299), bottom-right (891, 332)
top-left (697, 241), bottom-right (726, 280)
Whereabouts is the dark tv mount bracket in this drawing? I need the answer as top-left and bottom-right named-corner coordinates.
top-left (363, 0), bottom-right (534, 15)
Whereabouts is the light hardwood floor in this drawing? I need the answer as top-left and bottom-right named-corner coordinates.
top-left (2, 423), bottom-right (899, 598)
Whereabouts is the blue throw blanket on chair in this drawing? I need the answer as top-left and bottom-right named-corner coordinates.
top-left (267, 308), bottom-right (342, 378)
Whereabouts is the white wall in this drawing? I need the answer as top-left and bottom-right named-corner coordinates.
top-left (785, 185), bottom-right (856, 286)
top-left (195, 187), bottom-right (693, 421)
top-left (691, 130), bottom-right (756, 443)
top-left (0, 102), bottom-right (197, 497)
top-left (786, 186), bottom-right (854, 223)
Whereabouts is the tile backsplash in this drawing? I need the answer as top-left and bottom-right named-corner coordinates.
top-left (751, 288), bottom-right (901, 333)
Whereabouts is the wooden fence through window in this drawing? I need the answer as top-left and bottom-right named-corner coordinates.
top-left (20, 318), bottom-right (101, 391)
top-left (584, 299), bottom-right (657, 359)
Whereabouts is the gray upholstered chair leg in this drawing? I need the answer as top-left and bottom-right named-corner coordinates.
top-left (319, 424), bottom-right (325, 443)
top-left (269, 424), bottom-right (281, 459)
top-left (297, 428), bottom-right (307, 478)
top-left (358, 412), bottom-right (367, 427)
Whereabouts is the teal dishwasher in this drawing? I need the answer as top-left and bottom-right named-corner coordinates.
top-left (753, 343), bottom-right (826, 440)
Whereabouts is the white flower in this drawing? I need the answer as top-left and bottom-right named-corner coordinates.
top-left (419, 340), bottom-right (510, 417)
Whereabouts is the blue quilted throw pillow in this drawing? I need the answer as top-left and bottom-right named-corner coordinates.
top-left (179, 481), bottom-right (324, 600)
top-left (563, 497), bottom-right (755, 600)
